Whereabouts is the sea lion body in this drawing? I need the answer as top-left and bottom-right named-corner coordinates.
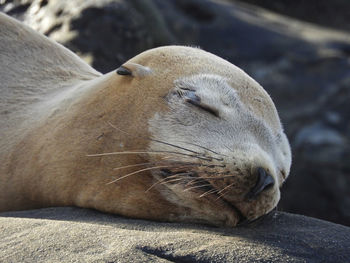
top-left (0, 13), bottom-right (291, 226)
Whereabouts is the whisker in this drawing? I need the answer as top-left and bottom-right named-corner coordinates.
top-left (216, 185), bottom-right (238, 202)
top-left (185, 178), bottom-right (202, 186)
top-left (145, 172), bottom-right (194, 192)
top-left (166, 174), bottom-right (235, 187)
top-left (179, 141), bottom-right (227, 158)
top-left (150, 139), bottom-right (226, 161)
top-left (108, 122), bottom-right (212, 158)
top-left (113, 162), bottom-right (155, 171)
top-left (107, 122), bottom-right (227, 164)
top-left (184, 184), bottom-right (212, 192)
top-left (113, 157), bottom-right (201, 171)
top-left (159, 173), bottom-right (195, 184)
top-left (151, 139), bottom-right (206, 157)
top-left (199, 188), bottom-right (218, 198)
top-left (159, 162), bottom-right (226, 169)
top-left (87, 150), bottom-right (212, 161)
top-left (217, 183), bottom-right (234, 195)
top-left (107, 121), bottom-right (130, 136)
top-left (159, 177), bottom-right (190, 185)
top-left (88, 151), bottom-right (154, 157)
top-left (106, 165), bottom-right (173, 185)
top-left (158, 173), bottom-right (236, 188)
top-left (163, 172), bottom-right (194, 178)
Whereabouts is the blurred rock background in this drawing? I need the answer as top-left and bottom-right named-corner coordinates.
top-left (1, 0), bottom-right (349, 226)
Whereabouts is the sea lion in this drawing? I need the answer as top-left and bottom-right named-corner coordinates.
top-left (0, 12), bottom-right (291, 227)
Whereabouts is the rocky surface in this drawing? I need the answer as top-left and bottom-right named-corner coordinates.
top-left (1, 207), bottom-right (349, 262)
top-left (236, 0), bottom-right (350, 32)
top-left (1, 0), bottom-right (350, 226)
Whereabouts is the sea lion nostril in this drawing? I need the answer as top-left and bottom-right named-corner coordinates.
top-left (246, 167), bottom-right (275, 199)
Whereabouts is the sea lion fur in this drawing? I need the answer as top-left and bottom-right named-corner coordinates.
top-left (0, 12), bottom-right (291, 227)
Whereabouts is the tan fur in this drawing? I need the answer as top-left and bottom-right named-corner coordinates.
top-left (0, 13), bottom-right (291, 226)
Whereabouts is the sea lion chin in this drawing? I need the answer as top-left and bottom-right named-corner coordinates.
top-left (0, 12), bottom-right (291, 227)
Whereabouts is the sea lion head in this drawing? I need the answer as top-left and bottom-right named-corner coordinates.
top-left (94, 46), bottom-right (291, 227)
top-left (108, 46), bottom-right (292, 226)
top-left (0, 12), bottom-right (290, 227)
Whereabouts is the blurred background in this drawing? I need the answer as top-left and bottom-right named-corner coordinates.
top-left (1, 0), bottom-right (349, 226)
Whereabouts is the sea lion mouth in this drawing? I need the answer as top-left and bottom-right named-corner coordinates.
top-left (222, 198), bottom-right (247, 225)
top-left (159, 169), bottom-right (247, 225)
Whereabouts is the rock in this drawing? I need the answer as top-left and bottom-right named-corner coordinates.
top-left (1, 0), bottom-right (350, 226)
top-left (1, 0), bottom-right (172, 72)
top-left (0, 207), bottom-right (349, 262)
top-left (294, 122), bottom-right (346, 147)
top-left (235, 0), bottom-right (350, 33)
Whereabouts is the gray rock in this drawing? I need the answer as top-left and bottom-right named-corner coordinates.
top-left (294, 122), bottom-right (346, 147)
top-left (0, 207), bottom-right (349, 262)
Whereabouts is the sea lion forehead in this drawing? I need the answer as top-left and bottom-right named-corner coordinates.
top-left (128, 46), bottom-right (244, 80)
top-left (125, 46), bottom-right (282, 131)
top-left (122, 46), bottom-right (254, 100)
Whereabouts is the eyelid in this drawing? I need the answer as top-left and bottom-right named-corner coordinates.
top-left (185, 97), bottom-right (219, 117)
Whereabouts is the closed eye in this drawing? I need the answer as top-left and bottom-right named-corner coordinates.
top-left (185, 97), bottom-right (219, 117)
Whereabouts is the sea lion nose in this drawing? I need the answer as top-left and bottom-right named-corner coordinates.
top-left (246, 167), bottom-right (275, 199)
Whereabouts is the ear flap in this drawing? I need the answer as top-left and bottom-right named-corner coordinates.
top-left (116, 62), bottom-right (152, 77)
